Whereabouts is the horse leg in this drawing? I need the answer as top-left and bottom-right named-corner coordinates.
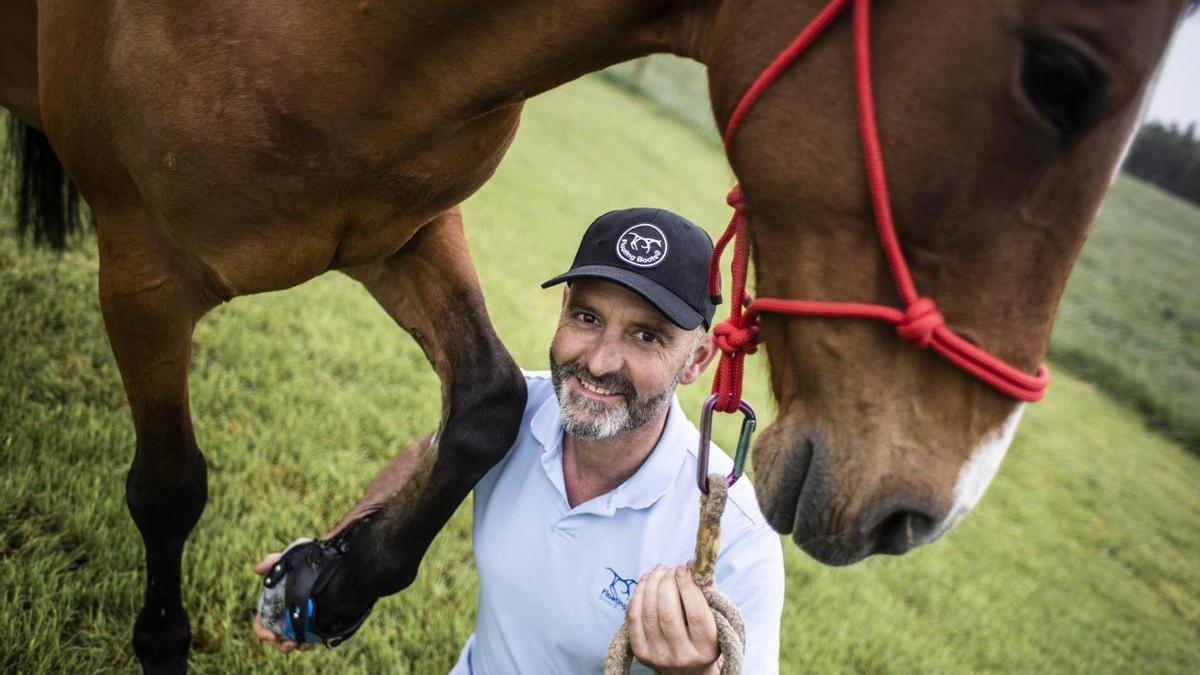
top-left (312, 206), bottom-right (526, 633)
top-left (98, 218), bottom-right (217, 674)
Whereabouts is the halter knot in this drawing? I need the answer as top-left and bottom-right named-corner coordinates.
top-left (713, 319), bottom-right (760, 356)
top-left (726, 185), bottom-right (746, 211)
top-left (895, 297), bottom-right (944, 348)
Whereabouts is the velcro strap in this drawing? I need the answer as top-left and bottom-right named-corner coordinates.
top-left (261, 536), bottom-right (374, 646)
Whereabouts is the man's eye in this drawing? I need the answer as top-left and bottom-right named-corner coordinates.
top-left (576, 312), bottom-right (597, 324)
top-left (637, 331), bottom-right (660, 344)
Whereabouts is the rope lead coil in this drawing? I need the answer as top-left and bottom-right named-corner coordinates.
top-left (604, 474), bottom-right (746, 674)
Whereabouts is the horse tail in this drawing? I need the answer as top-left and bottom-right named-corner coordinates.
top-left (3, 112), bottom-right (89, 249)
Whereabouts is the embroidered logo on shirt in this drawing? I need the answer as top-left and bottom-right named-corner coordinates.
top-left (600, 567), bottom-right (638, 611)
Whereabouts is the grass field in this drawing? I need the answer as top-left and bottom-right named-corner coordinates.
top-left (1050, 177), bottom-right (1200, 449)
top-left (2, 75), bottom-right (1199, 673)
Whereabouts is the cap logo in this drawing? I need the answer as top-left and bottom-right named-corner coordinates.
top-left (615, 224), bottom-right (668, 268)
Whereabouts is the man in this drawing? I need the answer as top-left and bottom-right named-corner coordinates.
top-left (255, 208), bottom-right (785, 673)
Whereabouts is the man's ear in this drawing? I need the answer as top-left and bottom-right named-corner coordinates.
top-left (678, 330), bottom-right (718, 386)
top-left (560, 285), bottom-right (570, 311)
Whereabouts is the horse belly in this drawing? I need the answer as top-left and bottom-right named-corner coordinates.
top-left (178, 106), bottom-right (520, 295)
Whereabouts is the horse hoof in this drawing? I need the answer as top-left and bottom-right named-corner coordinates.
top-left (138, 658), bottom-right (188, 675)
top-left (133, 604), bottom-right (191, 675)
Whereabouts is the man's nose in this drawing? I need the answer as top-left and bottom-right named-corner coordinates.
top-left (585, 334), bottom-right (624, 377)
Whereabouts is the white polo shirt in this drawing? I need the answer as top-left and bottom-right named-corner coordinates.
top-left (449, 371), bottom-right (784, 675)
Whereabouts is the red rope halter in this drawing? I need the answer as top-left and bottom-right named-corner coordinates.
top-left (708, 0), bottom-right (1049, 414)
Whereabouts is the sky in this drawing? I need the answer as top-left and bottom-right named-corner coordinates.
top-left (1145, 14), bottom-right (1199, 127)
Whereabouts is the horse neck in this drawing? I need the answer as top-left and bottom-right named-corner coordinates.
top-left (415, 0), bottom-right (719, 114)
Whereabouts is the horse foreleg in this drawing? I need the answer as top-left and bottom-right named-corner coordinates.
top-left (314, 206), bottom-right (526, 634)
top-left (98, 219), bottom-right (216, 674)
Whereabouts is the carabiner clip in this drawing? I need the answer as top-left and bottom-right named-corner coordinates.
top-left (696, 393), bottom-right (757, 494)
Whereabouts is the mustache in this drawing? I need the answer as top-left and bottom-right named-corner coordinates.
top-left (558, 360), bottom-right (636, 399)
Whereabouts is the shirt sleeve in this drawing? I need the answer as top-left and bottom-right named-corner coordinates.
top-left (714, 519), bottom-right (785, 674)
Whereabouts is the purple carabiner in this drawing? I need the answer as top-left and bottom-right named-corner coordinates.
top-left (696, 394), bottom-right (757, 494)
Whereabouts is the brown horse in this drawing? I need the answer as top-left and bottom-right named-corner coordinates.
top-left (1, 0), bottom-right (1189, 671)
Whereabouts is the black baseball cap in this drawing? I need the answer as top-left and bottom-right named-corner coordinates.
top-left (542, 207), bottom-right (719, 330)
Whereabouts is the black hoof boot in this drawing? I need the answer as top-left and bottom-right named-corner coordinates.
top-left (258, 537), bottom-right (374, 646)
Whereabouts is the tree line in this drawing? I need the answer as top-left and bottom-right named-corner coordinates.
top-left (1122, 121), bottom-right (1200, 206)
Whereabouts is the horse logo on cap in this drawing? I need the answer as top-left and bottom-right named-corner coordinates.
top-left (615, 223), bottom-right (668, 268)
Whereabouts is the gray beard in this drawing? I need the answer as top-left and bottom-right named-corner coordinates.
top-left (549, 348), bottom-right (684, 440)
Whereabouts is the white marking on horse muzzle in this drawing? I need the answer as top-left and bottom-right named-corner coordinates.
top-left (929, 404), bottom-right (1026, 541)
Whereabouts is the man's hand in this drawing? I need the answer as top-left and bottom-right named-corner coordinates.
top-left (251, 553), bottom-right (313, 654)
top-left (627, 564), bottom-right (720, 675)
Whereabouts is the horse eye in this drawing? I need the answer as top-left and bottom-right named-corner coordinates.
top-left (1021, 40), bottom-right (1104, 137)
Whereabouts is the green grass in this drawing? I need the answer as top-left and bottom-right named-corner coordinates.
top-left (601, 56), bottom-right (720, 144)
top-left (2, 75), bottom-right (1199, 673)
top-left (1050, 177), bottom-right (1200, 449)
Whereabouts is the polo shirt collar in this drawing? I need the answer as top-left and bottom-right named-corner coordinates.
top-left (531, 390), bottom-right (689, 514)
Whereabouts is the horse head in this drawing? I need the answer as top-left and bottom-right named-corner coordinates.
top-left (701, 0), bottom-right (1189, 565)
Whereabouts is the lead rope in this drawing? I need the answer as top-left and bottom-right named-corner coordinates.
top-left (604, 475), bottom-right (745, 674)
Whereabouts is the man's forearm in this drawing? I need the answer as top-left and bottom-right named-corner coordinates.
top-left (324, 434), bottom-right (432, 539)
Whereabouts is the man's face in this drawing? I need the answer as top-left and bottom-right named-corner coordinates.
top-left (550, 279), bottom-right (712, 440)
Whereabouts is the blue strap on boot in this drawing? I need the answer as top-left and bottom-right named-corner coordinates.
top-left (258, 536), bottom-right (374, 647)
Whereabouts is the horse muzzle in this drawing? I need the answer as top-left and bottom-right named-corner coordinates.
top-left (751, 424), bottom-right (946, 566)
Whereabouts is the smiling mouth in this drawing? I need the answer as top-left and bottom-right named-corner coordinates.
top-left (572, 375), bottom-right (625, 401)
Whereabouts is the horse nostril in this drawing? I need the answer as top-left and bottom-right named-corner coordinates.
top-left (865, 504), bottom-right (937, 556)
